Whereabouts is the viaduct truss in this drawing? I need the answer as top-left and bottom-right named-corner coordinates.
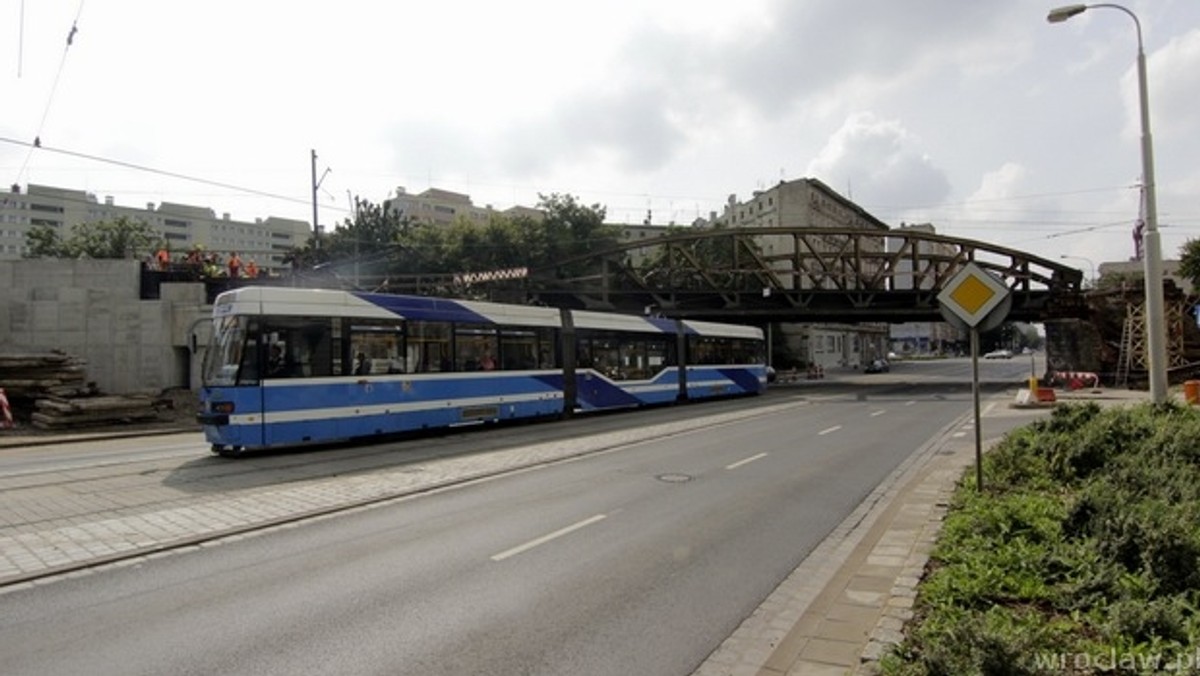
top-left (474, 227), bottom-right (1087, 325)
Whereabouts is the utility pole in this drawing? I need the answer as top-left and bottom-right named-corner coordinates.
top-left (310, 149), bottom-right (320, 251)
top-left (310, 149), bottom-right (331, 253)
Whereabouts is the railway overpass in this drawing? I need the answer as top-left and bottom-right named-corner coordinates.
top-left (340, 227), bottom-right (1088, 325)
top-left (150, 226), bottom-right (1087, 325)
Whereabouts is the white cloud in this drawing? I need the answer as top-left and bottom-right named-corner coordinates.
top-left (805, 112), bottom-right (950, 208)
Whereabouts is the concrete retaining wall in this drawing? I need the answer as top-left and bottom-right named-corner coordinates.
top-left (0, 260), bottom-right (211, 394)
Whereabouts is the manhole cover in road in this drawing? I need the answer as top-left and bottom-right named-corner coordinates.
top-left (657, 473), bottom-right (693, 484)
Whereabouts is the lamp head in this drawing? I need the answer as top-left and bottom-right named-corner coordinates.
top-left (1047, 4), bottom-right (1088, 23)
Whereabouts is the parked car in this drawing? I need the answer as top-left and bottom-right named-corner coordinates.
top-left (983, 349), bottom-right (1013, 359)
top-left (864, 358), bottom-right (890, 373)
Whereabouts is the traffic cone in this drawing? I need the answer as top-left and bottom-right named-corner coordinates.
top-left (0, 388), bottom-right (13, 430)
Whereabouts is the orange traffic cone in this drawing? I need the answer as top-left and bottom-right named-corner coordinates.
top-left (0, 388), bottom-right (12, 430)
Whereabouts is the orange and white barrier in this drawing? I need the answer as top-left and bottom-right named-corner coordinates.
top-left (0, 388), bottom-right (12, 430)
top-left (1050, 371), bottom-right (1100, 390)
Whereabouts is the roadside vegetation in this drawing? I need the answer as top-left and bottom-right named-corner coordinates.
top-left (882, 402), bottom-right (1200, 675)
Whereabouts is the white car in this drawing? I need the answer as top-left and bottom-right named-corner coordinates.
top-left (983, 349), bottom-right (1013, 359)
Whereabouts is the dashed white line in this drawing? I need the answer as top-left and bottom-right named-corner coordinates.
top-left (490, 514), bottom-right (607, 562)
top-left (904, 400), bottom-right (917, 406)
top-left (870, 409), bottom-right (886, 417)
top-left (726, 453), bottom-right (768, 470)
top-left (818, 425), bottom-right (842, 436)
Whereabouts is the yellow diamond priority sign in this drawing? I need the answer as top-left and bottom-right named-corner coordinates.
top-left (937, 263), bottom-right (1009, 328)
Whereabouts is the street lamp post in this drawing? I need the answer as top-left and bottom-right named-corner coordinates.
top-left (1048, 3), bottom-right (1168, 403)
top-left (1059, 254), bottom-right (1097, 288)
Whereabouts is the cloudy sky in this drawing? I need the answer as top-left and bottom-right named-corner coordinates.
top-left (3, 0), bottom-right (1198, 273)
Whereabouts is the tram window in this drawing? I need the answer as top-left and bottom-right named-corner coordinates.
top-left (539, 329), bottom-right (559, 369)
top-left (620, 341), bottom-right (649, 380)
top-left (646, 338), bottom-right (671, 371)
top-left (591, 338), bottom-right (621, 379)
top-left (576, 339), bottom-right (593, 369)
top-left (349, 320), bottom-right (405, 375)
top-left (689, 336), bottom-right (733, 364)
top-left (577, 330), bottom-right (671, 380)
top-left (237, 336), bottom-right (261, 384)
top-left (500, 328), bottom-right (539, 370)
top-left (731, 338), bottom-right (765, 364)
top-left (455, 325), bottom-right (499, 371)
top-left (408, 321), bottom-right (451, 372)
top-left (261, 317), bottom-right (336, 378)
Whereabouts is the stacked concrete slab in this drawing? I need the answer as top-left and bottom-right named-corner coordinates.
top-left (0, 260), bottom-right (210, 395)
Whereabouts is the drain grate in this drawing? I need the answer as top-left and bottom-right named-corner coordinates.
top-left (657, 473), bottom-right (693, 484)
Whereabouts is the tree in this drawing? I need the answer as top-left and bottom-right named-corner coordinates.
top-left (23, 216), bottom-right (158, 259)
top-left (24, 225), bottom-right (65, 258)
top-left (532, 193), bottom-right (621, 276)
top-left (282, 192), bottom-right (619, 290)
top-left (1178, 238), bottom-right (1200, 292)
top-left (284, 197), bottom-right (416, 272)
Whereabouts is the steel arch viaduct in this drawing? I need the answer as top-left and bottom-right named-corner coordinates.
top-left (468, 227), bottom-right (1086, 325)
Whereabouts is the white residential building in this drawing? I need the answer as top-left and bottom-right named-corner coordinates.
top-left (0, 183), bottom-right (310, 270)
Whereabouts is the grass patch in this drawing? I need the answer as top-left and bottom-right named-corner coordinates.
top-left (881, 402), bottom-right (1200, 675)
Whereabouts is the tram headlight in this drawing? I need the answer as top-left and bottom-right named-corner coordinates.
top-left (212, 401), bottom-right (235, 414)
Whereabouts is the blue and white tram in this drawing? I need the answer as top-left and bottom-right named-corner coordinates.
top-left (197, 287), bottom-right (767, 456)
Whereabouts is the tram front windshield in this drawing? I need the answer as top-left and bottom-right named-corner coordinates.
top-left (202, 315), bottom-right (252, 387)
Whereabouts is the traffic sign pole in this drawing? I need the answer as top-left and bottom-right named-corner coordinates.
top-left (971, 328), bottom-right (983, 491)
top-left (937, 263), bottom-right (1011, 494)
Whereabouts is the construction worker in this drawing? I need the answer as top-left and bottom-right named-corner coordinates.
top-left (245, 259), bottom-right (259, 279)
top-left (155, 243), bottom-right (170, 271)
top-left (228, 251), bottom-right (243, 279)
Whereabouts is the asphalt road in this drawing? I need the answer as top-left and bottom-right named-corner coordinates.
top-left (0, 357), bottom-right (1034, 675)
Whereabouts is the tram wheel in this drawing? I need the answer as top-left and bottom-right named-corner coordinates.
top-left (213, 445), bottom-right (245, 458)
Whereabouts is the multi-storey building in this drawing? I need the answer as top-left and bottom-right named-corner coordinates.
top-left (711, 177), bottom-right (892, 370)
top-left (0, 183), bottom-right (310, 270)
top-left (888, 223), bottom-right (961, 355)
top-left (383, 186), bottom-right (542, 227)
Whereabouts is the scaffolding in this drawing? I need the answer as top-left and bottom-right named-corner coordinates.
top-left (1116, 299), bottom-right (1187, 388)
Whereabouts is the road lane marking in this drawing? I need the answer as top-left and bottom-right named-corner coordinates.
top-left (726, 453), bottom-right (768, 470)
top-left (905, 400), bottom-right (916, 406)
top-left (870, 409), bottom-right (886, 417)
top-left (818, 425), bottom-right (842, 436)
top-left (490, 514), bottom-right (608, 562)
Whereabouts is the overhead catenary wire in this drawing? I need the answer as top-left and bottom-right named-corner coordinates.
top-left (14, 0), bottom-right (87, 186)
top-left (0, 135), bottom-right (329, 212)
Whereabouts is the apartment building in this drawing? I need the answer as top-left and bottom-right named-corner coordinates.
top-left (0, 183), bottom-right (310, 269)
top-left (888, 222), bottom-right (962, 355)
top-left (383, 186), bottom-right (542, 227)
top-left (712, 177), bottom-right (893, 370)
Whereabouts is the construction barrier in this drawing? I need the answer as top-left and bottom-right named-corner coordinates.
top-left (0, 387), bottom-right (12, 430)
top-left (1050, 371), bottom-right (1100, 391)
top-left (1185, 380), bottom-right (1200, 406)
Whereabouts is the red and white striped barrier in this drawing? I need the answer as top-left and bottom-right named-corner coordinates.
top-left (1050, 371), bottom-right (1100, 390)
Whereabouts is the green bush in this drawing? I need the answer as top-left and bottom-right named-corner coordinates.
top-left (883, 403), bottom-right (1200, 674)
